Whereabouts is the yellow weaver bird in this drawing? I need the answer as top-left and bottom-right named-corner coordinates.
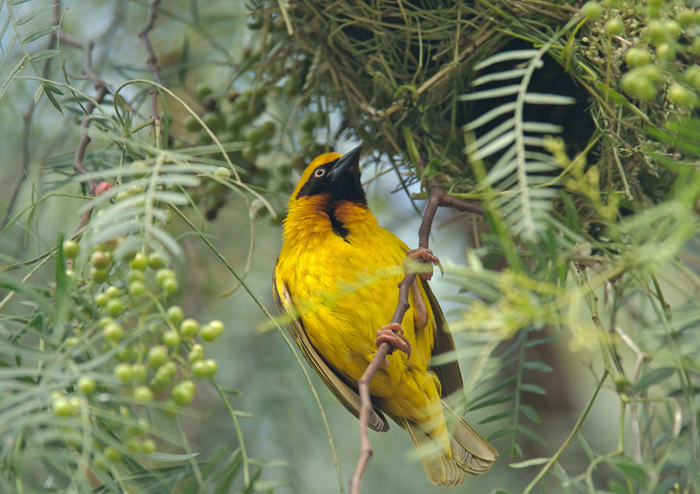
top-left (273, 146), bottom-right (497, 486)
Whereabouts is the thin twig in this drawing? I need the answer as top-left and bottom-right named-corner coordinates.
top-left (0, 6), bottom-right (62, 231)
top-left (73, 85), bottom-right (108, 235)
top-left (521, 370), bottom-right (609, 494)
top-left (139, 0), bottom-right (165, 87)
top-left (350, 184), bottom-right (442, 494)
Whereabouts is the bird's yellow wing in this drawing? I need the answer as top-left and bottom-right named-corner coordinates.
top-left (272, 268), bottom-right (390, 432)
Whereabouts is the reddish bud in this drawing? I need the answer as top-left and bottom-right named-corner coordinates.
top-left (95, 182), bottom-right (113, 196)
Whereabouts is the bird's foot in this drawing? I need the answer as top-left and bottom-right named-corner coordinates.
top-left (404, 247), bottom-right (444, 280)
top-left (375, 323), bottom-right (412, 367)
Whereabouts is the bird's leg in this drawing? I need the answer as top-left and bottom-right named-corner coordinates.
top-left (411, 281), bottom-right (428, 329)
top-left (375, 322), bottom-right (412, 367)
top-left (404, 247), bottom-right (444, 281)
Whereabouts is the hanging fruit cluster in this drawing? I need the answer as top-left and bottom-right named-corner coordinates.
top-left (583, 0), bottom-right (700, 108)
top-left (53, 238), bottom-right (225, 469)
top-left (170, 14), bottom-right (336, 223)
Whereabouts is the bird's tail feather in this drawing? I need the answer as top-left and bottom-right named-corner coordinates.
top-left (403, 401), bottom-right (498, 486)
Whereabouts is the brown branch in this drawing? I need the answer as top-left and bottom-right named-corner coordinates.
top-left (350, 184), bottom-right (443, 494)
top-left (350, 150), bottom-right (486, 491)
top-left (139, 0), bottom-right (165, 87)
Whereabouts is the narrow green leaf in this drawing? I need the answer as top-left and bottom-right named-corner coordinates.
top-left (577, 432), bottom-right (594, 461)
top-left (487, 427), bottom-right (513, 442)
top-left (30, 49), bottom-right (59, 62)
top-left (523, 361), bottom-right (553, 372)
top-left (0, 55), bottom-right (27, 100)
top-left (467, 392), bottom-right (516, 411)
top-left (468, 376), bottom-right (516, 406)
top-left (509, 457), bottom-right (549, 468)
top-left (21, 24), bottom-right (57, 44)
top-left (520, 383), bottom-right (546, 395)
top-left (0, 36), bottom-right (17, 75)
top-left (517, 425), bottom-right (547, 446)
top-left (553, 462), bottom-right (572, 494)
top-left (540, 480), bottom-right (546, 494)
top-left (630, 367), bottom-right (675, 393)
top-left (138, 452), bottom-right (199, 462)
top-left (525, 337), bottom-right (555, 348)
top-left (479, 409), bottom-right (514, 424)
top-left (248, 458), bottom-right (287, 468)
top-left (519, 405), bottom-right (541, 423)
top-left (608, 459), bottom-right (650, 486)
top-left (15, 4), bottom-right (56, 25)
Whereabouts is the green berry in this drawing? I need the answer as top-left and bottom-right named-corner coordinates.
top-left (613, 374), bottom-right (629, 391)
top-left (202, 112), bottom-right (224, 132)
top-left (200, 320), bottom-right (224, 342)
top-left (63, 240), bottom-right (80, 259)
top-left (648, 20), bottom-right (666, 45)
top-left (103, 446), bottom-right (122, 463)
top-left (132, 363), bottom-right (148, 381)
top-left (97, 316), bottom-right (114, 329)
top-left (581, 2), bottom-right (601, 20)
top-left (668, 84), bottom-right (697, 108)
top-left (116, 346), bottom-right (132, 362)
top-left (77, 377), bottom-right (96, 395)
top-left (605, 18), bottom-right (624, 35)
top-left (90, 267), bottom-right (109, 283)
top-left (692, 38), bottom-right (700, 56)
top-left (647, 0), bottom-right (662, 7)
top-left (106, 286), bottom-right (120, 298)
top-left (676, 9), bottom-right (695, 28)
top-left (106, 299), bottom-right (123, 318)
top-left (95, 292), bottom-right (110, 307)
top-left (163, 330), bottom-right (181, 347)
top-left (188, 343), bottom-right (205, 363)
top-left (162, 277), bottom-right (179, 295)
top-left (90, 251), bottom-right (110, 269)
top-left (68, 396), bottom-right (81, 413)
top-left (128, 281), bottom-right (146, 297)
top-left (214, 167), bottom-right (231, 178)
top-left (180, 318), bottom-right (199, 338)
top-left (638, 64), bottom-right (663, 82)
top-left (241, 145), bottom-right (258, 162)
top-left (148, 345), bottom-right (169, 369)
top-left (129, 252), bottom-right (149, 271)
top-left (656, 43), bottom-right (675, 63)
top-left (300, 113), bottom-right (317, 132)
top-left (141, 438), bottom-right (156, 454)
top-left (166, 306), bottom-right (184, 326)
top-left (52, 397), bottom-right (73, 417)
top-left (183, 115), bottom-right (200, 132)
top-left (133, 385), bottom-right (154, 403)
top-left (127, 269), bottom-right (146, 283)
top-left (103, 322), bottom-right (124, 342)
top-left (126, 438), bottom-right (141, 452)
top-left (259, 120), bottom-right (276, 139)
top-left (155, 268), bottom-right (176, 286)
top-left (243, 127), bottom-right (265, 145)
top-left (625, 48), bottom-right (651, 67)
top-left (114, 363), bottom-right (133, 382)
top-left (685, 66), bottom-right (700, 90)
top-left (663, 20), bottom-right (681, 41)
top-left (193, 359), bottom-right (218, 379)
top-left (148, 252), bottom-right (167, 270)
top-left (171, 380), bottom-right (195, 405)
top-left (195, 84), bottom-right (213, 101)
top-left (161, 361), bottom-right (177, 377)
top-left (192, 360), bottom-right (209, 379)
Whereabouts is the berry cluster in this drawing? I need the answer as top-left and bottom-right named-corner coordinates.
top-left (55, 239), bottom-right (225, 467)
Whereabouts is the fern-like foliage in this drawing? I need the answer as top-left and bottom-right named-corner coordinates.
top-left (460, 48), bottom-right (576, 242)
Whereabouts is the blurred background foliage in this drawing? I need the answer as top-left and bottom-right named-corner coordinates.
top-left (1, 0), bottom-right (700, 493)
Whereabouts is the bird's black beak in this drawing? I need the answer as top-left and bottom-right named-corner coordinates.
top-left (329, 145), bottom-right (362, 181)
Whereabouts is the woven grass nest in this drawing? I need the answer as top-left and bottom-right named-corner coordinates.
top-left (252, 0), bottom-right (696, 225)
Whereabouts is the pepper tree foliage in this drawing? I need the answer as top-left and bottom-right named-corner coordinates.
top-left (1, 0), bottom-right (700, 493)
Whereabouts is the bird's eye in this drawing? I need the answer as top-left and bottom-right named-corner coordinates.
top-left (314, 168), bottom-right (326, 178)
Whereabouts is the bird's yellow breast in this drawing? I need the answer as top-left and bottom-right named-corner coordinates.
top-left (276, 195), bottom-right (437, 404)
